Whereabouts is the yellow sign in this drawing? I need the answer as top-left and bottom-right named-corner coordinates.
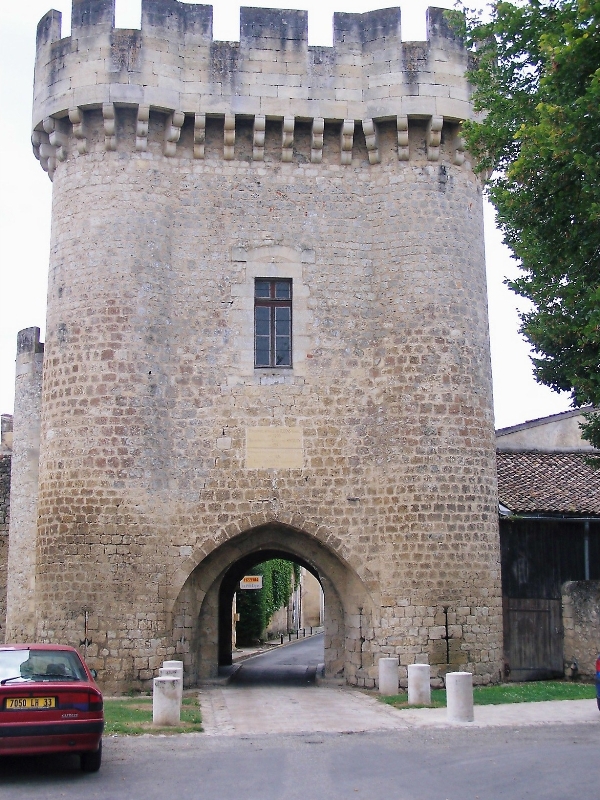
top-left (240, 575), bottom-right (263, 590)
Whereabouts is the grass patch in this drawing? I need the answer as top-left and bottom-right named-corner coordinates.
top-left (104, 696), bottom-right (202, 735)
top-left (380, 680), bottom-right (596, 710)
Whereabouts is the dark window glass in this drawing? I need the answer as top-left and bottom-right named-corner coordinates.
top-left (275, 281), bottom-right (291, 300)
top-left (254, 279), bottom-right (292, 368)
top-left (255, 280), bottom-right (271, 298)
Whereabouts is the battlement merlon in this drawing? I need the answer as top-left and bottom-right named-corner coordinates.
top-left (33, 1), bottom-right (472, 132)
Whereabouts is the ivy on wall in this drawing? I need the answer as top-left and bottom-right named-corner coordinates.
top-left (236, 560), bottom-right (299, 646)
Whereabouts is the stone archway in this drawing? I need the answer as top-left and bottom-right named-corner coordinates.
top-left (170, 521), bottom-right (378, 686)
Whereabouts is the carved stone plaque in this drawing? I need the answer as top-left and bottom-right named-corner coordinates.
top-left (246, 427), bottom-right (303, 469)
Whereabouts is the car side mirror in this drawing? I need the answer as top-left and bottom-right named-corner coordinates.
top-left (90, 669), bottom-right (98, 679)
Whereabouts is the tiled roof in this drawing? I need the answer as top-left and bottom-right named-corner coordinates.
top-left (496, 450), bottom-right (600, 515)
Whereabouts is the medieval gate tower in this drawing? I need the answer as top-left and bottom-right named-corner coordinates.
top-left (7, 0), bottom-right (502, 692)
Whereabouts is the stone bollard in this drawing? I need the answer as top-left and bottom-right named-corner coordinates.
top-left (159, 667), bottom-right (183, 707)
top-left (446, 671), bottom-right (474, 723)
top-left (378, 657), bottom-right (399, 695)
top-left (163, 660), bottom-right (184, 671)
top-left (162, 661), bottom-right (183, 701)
top-left (153, 676), bottom-right (181, 726)
top-left (408, 663), bottom-right (431, 705)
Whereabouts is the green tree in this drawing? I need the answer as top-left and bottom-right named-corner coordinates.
top-left (235, 560), bottom-right (298, 645)
top-left (451, 1), bottom-right (600, 448)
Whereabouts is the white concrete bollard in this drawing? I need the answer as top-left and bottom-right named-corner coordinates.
top-left (159, 667), bottom-right (183, 706)
top-left (153, 676), bottom-right (181, 726)
top-left (408, 663), bottom-right (431, 705)
top-left (446, 671), bottom-right (474, 723)
top-left (163, 660), bottom-right (184, 671)
top-left (378, 657), bottom-right (399, 695)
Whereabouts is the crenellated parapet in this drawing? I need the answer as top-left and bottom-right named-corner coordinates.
top-left (32, 0), bottom-right (472, 178)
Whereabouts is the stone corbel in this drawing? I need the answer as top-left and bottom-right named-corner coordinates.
top-left (453, 131), bottom-right (466, 166)
top-left (32, 129), bottom-right (55, 179)
top-left (194, 113), bottom-right (206, 159)
top-left (31, 130), bottom-right (42, 163)
top-left (224, 113), bottom-right (235, 160)
top-left (69, 107), bottom-right (87, 154)
top-left (253, 115), bottom-right (266, 161)
top-left (165, 110), bottom-right (185, 157)
top-left (43, 117), bottom-right (67, 165)
top-left (282, 116), bottom-right (294, 162)
top-left (36, 118), bottom-right (62, 179)
top-left (362, 118), bottom-right (380, 165)
top-left (135, 104), bottom-right (150, 152)
top-left (397, 116), bottom-right (409, 161)
top-left (311, 117), bottom-right (324, 163)
top-left (340, 119), bottom-right (354, 165)
top-left (102, 103), bottom-right (116, 151)
top-left (427, 116), bottom-right (444, 161)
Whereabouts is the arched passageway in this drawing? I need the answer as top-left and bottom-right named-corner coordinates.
top-left (170, 522), bottom-right (378, 686)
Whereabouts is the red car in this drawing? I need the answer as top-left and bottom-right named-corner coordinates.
top-left (0, 644), bottom-right (104, 771)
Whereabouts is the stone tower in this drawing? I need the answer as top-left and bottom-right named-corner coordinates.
top-left (10, 0), bottom-right (502, 692)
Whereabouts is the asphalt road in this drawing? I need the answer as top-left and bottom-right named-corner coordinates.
top-left (1, 724), bottom-right (599, 799)
top-left (3, 639), bottom-right (599, 797)
top-left (230, 633), bottom-right (325, 685)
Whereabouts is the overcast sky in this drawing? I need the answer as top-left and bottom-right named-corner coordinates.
top-left (0, 0), bottom-right (572, 428)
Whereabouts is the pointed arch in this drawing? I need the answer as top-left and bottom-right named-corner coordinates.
top-left (169, 518), bottom-right (379, 685)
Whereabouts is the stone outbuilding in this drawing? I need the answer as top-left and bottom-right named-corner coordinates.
top-left (497, 410), bottom-right (600, 680)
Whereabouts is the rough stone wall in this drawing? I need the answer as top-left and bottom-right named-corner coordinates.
top-left (19, 0), bottom-right (502, 692)
top-left (562, 581), bottom-right (600, 679)
top-left (5, 330), bottom-right (44, 641)
top-left (0, 414), bottom-right (12, 638)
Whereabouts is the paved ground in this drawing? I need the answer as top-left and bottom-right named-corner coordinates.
top-left (3, 724), bottom-right (599, 799)
top-left (200, 635), bottom-right (600, 736)
top-left (229, 632), bottom-right (325, 686)
top-left (200, 685), bottom-right (599, 735)
top-left (2, 635), bottom-right (599, 798)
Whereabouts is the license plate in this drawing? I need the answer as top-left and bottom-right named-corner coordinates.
top-left (5, 697), bottom-right (56, 710)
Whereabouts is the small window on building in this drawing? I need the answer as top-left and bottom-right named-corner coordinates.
top-left (254, 279), bottom-right (292, 368)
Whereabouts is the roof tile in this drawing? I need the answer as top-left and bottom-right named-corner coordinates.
top-left (496, 451), bottom-right (600, 515)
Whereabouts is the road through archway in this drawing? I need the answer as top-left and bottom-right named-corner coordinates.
top-left (230, 633), bottom-right (325, 686)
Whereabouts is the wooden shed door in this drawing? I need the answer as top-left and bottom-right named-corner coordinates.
top-left (503, 598), bottom-right (564, 681)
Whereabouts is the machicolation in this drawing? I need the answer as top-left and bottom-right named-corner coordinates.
top-left (32, 2), bottom-right (472, 178)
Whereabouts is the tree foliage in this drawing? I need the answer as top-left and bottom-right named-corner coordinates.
top-left (451, 1), bottom-right (600, 447)
top-left (235, 560), bottom-right (299, 646)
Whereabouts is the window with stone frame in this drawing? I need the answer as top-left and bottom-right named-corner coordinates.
top-left (254, 279), bottom-right (292, 368)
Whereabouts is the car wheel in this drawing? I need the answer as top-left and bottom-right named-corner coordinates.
top-left (80, 740), bottom-right (102, 772)
top-left (597, 697), bottom-right (600, 712)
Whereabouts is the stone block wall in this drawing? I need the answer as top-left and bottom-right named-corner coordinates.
top-left (0, 415), bottom-right (13, 638)
top-left (5, 330), bottom-right (43, 642)
top-left (0, 453), bottom-right (10, 639)
top-left (562, 580), bottom-right (600, 679)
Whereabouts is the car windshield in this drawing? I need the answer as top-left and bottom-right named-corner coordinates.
top-left (0, 649), bottom-right (87, 683)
